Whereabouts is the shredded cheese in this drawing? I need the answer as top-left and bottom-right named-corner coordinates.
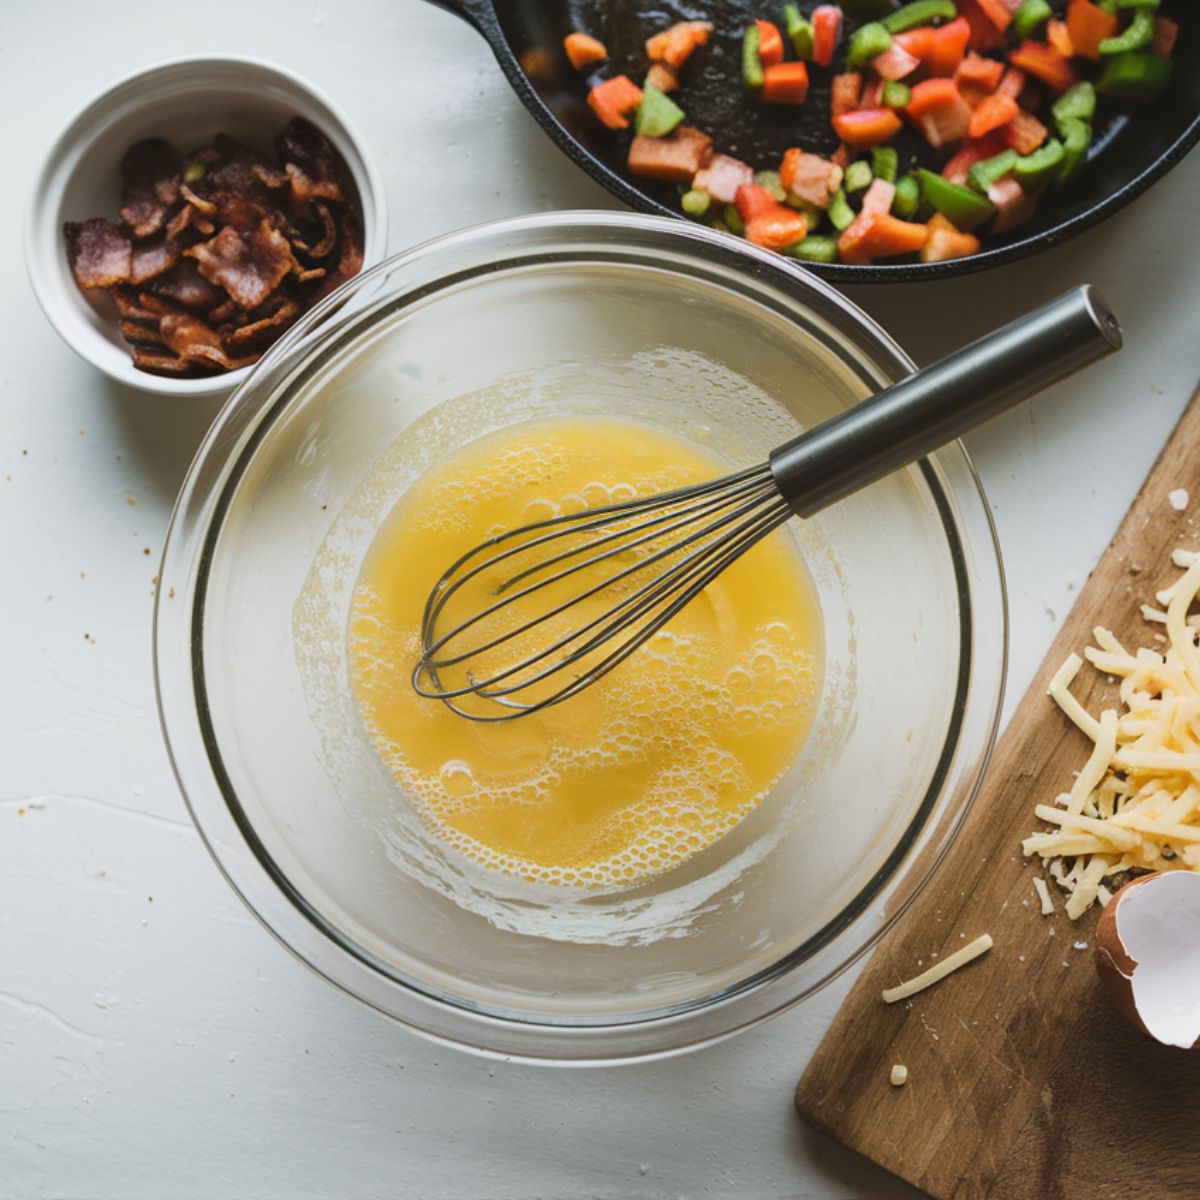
top-left (1027, 554), bottom-right (1200, 917)
top-left (1032, 876), bottom-right (1055, 915)
top-left (881, 934), bottom-right (994, 1004)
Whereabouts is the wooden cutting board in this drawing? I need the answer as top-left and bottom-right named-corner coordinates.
top-left (795, 387), bottom-right (1200, 1200)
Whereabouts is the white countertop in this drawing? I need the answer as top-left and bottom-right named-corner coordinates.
top-left (4, 3), bottom-right (1198, 1196)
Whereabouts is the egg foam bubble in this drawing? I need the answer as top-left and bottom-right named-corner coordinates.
top-left (349, 415), bottom-right (824, 889)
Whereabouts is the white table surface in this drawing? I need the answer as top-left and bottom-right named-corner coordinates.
top-left (4, 3), bottom-right (1198, 1196)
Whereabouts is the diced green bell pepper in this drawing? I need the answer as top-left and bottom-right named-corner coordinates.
top-left (968, 150), bottom-right (1019, 195)
top-left (1096, 50), bottom-right (1173, 99)
top-left (786, 198), bottom-right (823, 229)
top-left (681, 189), bottom-right (711, 216)
top-left (872, 145), bottom-right (899, 184)
top-left (724, 204), bottom-right (746, 235)
top-left (846, 21), bottom-right (893, 69)
top-left (1114, 0), bottom-right (1159, 8)
top-left (1012, 0), bottom-right (1052, 38)
top-left (881, 80), bottom-right (912, 108)
top-left (783, 3), bottom-right (814, 59)
top-left (786, 235), bottom-right (840, 263)
top-left (882, 0), bottom-right (957, 33)
top-left (916, 169), bottom-right (996, 231)
top-left (1100, 7), bottom-right (1154, 53)
top-left (1051, 81), bottom-right (1096, 126)
top-left (743, 24), bottom-right (764, 91)
top-left (844, 160), bottom-right (873, 193)
top-left (892, 174), bottom-right (921, 219)
top-left (1012, 138), bottom-right (1065, 189)
top-left (1054, 117), bottom-right (1092, 190)
top-left (754, 170), bottom-right (787, 201)
top-left (828, 189), bottom-right (856, 232)
top-left (635, 85), bottom-right (685, 137)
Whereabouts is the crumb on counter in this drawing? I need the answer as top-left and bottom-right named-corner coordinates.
top-left (890, 1064), bottom-right (908, 1087)
top-left (1169, 489), bottom-right (1189, 511)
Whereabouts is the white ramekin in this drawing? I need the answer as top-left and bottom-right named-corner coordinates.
top-left (25, 55), bottom-right (388, 399)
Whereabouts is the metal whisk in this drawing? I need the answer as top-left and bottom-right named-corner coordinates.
top-left (414, 286), bottom-right (1121, 722)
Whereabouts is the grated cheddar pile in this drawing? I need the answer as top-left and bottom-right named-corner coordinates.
top-left (1024, 549), bottom-right (1200, 919)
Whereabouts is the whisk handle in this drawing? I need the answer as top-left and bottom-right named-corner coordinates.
top-left (769, 285), bottom-right (1121, 518)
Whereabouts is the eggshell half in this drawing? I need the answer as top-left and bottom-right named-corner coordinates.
top-left (1095, 871), bottom-right (1200, 1050)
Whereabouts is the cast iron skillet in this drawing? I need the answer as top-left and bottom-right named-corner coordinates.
top-left (428, 0), bottom-right (1199, 282)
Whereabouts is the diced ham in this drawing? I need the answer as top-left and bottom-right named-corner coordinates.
top-left (861, 77), bottom-right (885, 108)
top-left (692, 153), bottom-right (753, 204)
top-left (873, 42), bottom-right (921, 81)
top-left (627, 126), bottom-right (713, 183)
top-left (780, 149), bottom-right (844, 208)
top-left (940, 132), bottom-right (1006, 185)
top-left (987, 174), bottom-right (1036, 234)
top-left (996, 67), bottom-right (1026, 98)
top-left (645, 63), bottom-right (679, 93)
top-left (860, 178), bottom-right (896, 216)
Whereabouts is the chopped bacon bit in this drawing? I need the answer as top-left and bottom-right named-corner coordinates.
top-left (129, 238), bottom-right (181, 287)
top-left (187, 221), bottom-right (299, 311)
top-left (151, 260), bottom-right (224, 310)
top-left (628, 126), bottom-right (714, 183)
top-left (118, 139), bottom-right (181, 239)
top-left (224, 297), bottom-right (301, 348)
top-left (65, 219), bottom-right (132, 289)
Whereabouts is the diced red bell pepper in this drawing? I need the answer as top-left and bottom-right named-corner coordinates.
top-left (906, 78), bottom-right (973, 147)
top-left (956, 53), bottom-right (1005, 92)
top-left (974, 0), bottom-right (1014, 34)
top-left (812, 6), bottom-right (843, 67)
top-left (780, 149), bottom-right (844, 207)
top-left (735, 183), bottom-right (783, 224)
top-left (957, 0), bottom-right (1007, 52)
top-left (646, 21), bottom-right (714, 69)
top-left (745, 208), bottom-right (810, 250)
top-left (587, 76), bottom-right (644, 130)
top-left (692, 154), bottom-right (754, 203)
top-left (760, 61), bottom-right (810, 104)
top-left (1065, 0), bottom-right (1119, 61)
top-left (895, 27), bottom-right (935, 63)
top-left (928, 18), bottom-right (972, 77)
top-left (1008, 41), bottom-right (1077, 93)
top-left (563, 32), bottom-right (607, 70)
top-left (861, 178), bottom-right (897, 215)
top-left (968, 92), bottom-right (1019, 138)
top-left (831, 72), bottom-right (863, 118)
top-left (832, 107), bottom-right (904, 148)
top-left (1046, 20), bottom-right (1075, 59)
top-left (838, 210), bottom-right (929, 264)
top-left (873, 42), bottom-right (921, 81)
top-left (1151, 16), bottom-right (1179, 58)
top-left (755, 20), bottom-right (785, 67)
top-left (940, 132), bottom-right (1007, 184)
top-left (1002, 109), bottom-right (1048, 155)
top-left (627, 127), bottom-right (713, 181)
top-left (996, 66), bottom-right (1027, 98)
top-left (920, 212), bottom-right (981, 262)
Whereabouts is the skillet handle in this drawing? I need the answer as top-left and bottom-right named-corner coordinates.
top-left (424, 0), bottom-right (495, 31)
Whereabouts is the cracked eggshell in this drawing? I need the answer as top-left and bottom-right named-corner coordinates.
top-left (1095, 872), bottom-right (1200, 1050)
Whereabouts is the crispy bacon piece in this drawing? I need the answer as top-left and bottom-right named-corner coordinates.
top-left (278, 117), bottom-right (345, 212)
top-left (224, 297), bottom-right (300, 348)
top-left (152, 259), bottom-right (223, 310)
top-left (118, 139), bottom-right (181, 239)
top-left (130, 239), bottom-right (180, 286)
top-left (64, 219), bottom-right (131, 289)
top-left (187, 221), bottom-right (298, 311)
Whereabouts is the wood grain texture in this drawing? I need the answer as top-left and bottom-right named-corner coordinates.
top-left (795, 387), bottom-right (1200, 1200)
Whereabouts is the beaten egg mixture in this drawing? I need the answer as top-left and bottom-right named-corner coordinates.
top-left (350, 417), bottom-right (823, 887)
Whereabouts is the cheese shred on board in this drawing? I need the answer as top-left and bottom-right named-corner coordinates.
top-left (1025, 549), bottom-right (1200, 918)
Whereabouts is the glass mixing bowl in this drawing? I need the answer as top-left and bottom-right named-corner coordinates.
top-left (155, 211), bottom-right (1006, 1064)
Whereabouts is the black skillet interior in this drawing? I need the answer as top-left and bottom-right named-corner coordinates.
top-left (433, 0), bottom-right (1199, 282)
